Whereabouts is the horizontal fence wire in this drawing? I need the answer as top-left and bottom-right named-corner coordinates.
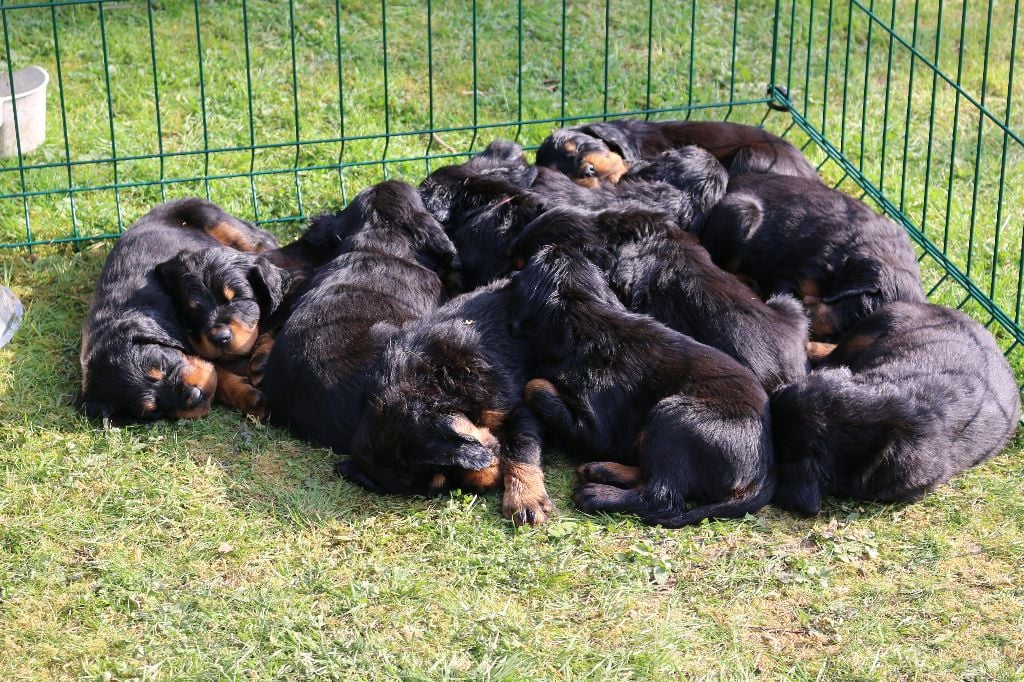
top-left (0, 0), bottom-right (782, 250)
top-left (770, 0), bottom-right (1023, 358)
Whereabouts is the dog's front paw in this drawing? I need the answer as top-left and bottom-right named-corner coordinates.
top-left (502, 461), bottom-right (554, 526)
top-left (247, 333), bottom-right (275, 387)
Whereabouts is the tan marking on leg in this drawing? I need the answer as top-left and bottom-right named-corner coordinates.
top-left (479, 409), bottom-right (506, 431)
top-left (576, 461), bottom-right (643, 488)
top-left (459, 457), bottom-right (502, 492)
top-left (524, 378), bottom-right (559, 402)
top-left (502, 461), bottom-right (553, 526)
top-left (214, 366), bottom-right (267, 419)
top-left (840, 332), bottom-right (878, 357)
top-left (806, 341), bottom-right (838, 363)
top-left (429, 473), bottom-right (448, 495)
top-left (808, 303), bottom-right (837, 340)
top-left (207, 221), bottom-right (264, 252)
top-left (247, 332), bottom-right (275, 386)
top-left (450, 413), bottom-right (498, 449)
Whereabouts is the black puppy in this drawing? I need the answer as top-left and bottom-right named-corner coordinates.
top-left (260, 180), bottom-right (459, 453)
top-left (79, 198), bottom-right (278, 424)
top-left (342, 279), bottom-right (552, 526)
top-left (772, 302), bottom-right (1020, 515)
top-left (699, 173), bottom-right (926, 341)
top-left (513, 247), bottom-right (774, 527)
top-left (536, 119), bottom-right (819, 185)
top-left (510, 207), bottom-right (808, 392)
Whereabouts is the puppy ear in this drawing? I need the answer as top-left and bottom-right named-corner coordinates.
top-left (124, 315), bottom-right (185, 350)
top-left (579, 122), bottom-right (639, 164)
top-left (155, 256), bottom-right (187, 291)
top-left (247, 256), bottom-right (290, 317)
top-left (424, 413), bottom-right (496, 471)
top-left (416, 223), bottom-right (461, 274)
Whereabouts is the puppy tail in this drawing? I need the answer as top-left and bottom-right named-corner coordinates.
top-left (638, 476), bottom-right (775, 529)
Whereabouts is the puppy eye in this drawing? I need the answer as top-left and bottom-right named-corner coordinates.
top-left (581, 164), bottom-right (597, 177)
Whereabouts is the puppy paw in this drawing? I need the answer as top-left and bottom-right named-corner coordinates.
top-left (247, 333), bottom-right (275, 387)
top-left (238, 383), bottom-right (268, 419)
top-left (576, 461), bottom-right (642, 488)
top-left (215, 368), bottom-right (268, 419)
top-left (502, 461), bottom-right (554, 526)
top-left (572, 482), bottom-right (635, 514)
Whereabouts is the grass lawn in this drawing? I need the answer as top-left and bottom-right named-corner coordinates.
top-left (2, 0), bottom-right (1023, 679)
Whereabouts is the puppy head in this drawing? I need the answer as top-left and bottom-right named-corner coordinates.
top-left (157, 250), bottom-right (289, 360)
top-left (342, 324), bottom-right (501, 495)
top-left (510, 245), bottom-right (620, 360)
top-left (347, 180), bottom-right (461, 276)
top-left (629, 147), bottom-right (730, 223)
top-left (509, 207), bottom-right (606, 271)
top-left (813, 257), bottom-right (913, 340)
top-left (463, 139), bottom-right (537, 188)
top-left (535, 127), bottom-right (630, 187)
top-left (78, 315), bottom-right (217, 424)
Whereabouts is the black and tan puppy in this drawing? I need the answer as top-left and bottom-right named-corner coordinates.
top-left (154, 248), bottom-right (292, 417)
top-left (260, 180), bottom-right (459, 453)
top-left (699, 174), bottom-right (926, 341)
top-left (341, 279), bottom-right (552, 526)
top-left (78, 198), bottom-right (278, 424)
top-left (772, 302), bottom-right (1020, 515)
top-left (536, 119), bottom-right (818, 185)
top-left (510, 207), bottom-right (808, 392)
top-left (513, 247), bottom-right (774, 527)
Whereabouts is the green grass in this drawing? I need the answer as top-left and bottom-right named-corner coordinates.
top-left (2, 0), bottom-right (1024, 678)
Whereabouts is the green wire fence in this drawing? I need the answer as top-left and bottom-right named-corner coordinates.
top-left (0, 0), bottom-right (1021, 355)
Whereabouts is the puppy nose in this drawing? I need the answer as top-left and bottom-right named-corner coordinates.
top-left (208, 325), bottom-right (232, 347)
top-left (185, 384), bottom-right (205, 407)
top-left (582, 163), bottom-right (597, 177)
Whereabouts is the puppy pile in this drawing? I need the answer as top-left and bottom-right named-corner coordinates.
top-left (79, 119), bottom-right (1021, 527)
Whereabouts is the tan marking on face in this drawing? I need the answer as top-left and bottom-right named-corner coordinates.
top-left (142, 400), bottom-right (158, 414)
top-left (562, 141), bottom-right (577, 154)
top-left (806, 341), bottom-right (838, 364)
top-left (147, 367), bottom-right (164, 381)
top-left (808, 303), bottom-right (837, 340)
top-left (176, 354), bottom-right (217, 420)
top-left (579, 150), bottom-right (628, 183)
top-left (524, 378), bottom-right (559, 402)
top-left (222, 285), bottom-right (235, 302)
top-left (174, 403), bottom-right (211, 419)
top-left (450, 414), bottom-right (498, 449)
top-left (574, 176), bottom-right (601, 189)
top-left (502, 461), bottom-right (553, 526)
top-left (191, 334), bottom-right (222, 360)
top-left (214, 366), bottom-right (266, 418)
top-left (225, 319), bottom-right (258, 356)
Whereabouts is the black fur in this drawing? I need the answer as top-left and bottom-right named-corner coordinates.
top-left (536, 119), bottom-right (819, 182)
top-left (510, 206), bottom-right (808, 392)
top-left (78, 198), bottom-right (276, 424)
top-left (344, 279), bottom-right (553, 525)
top-left (260, 180), bottom-right (459, 452)
top-left (699, 173), bottom-right (926, 340)
top-left (512, 246), bottom-right (775, 527)
top-left (772, 302), bottom-right (1020, 515)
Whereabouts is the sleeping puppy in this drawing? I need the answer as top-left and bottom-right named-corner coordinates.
top-left (78, 198), bottom-right (278, 424)
top-left (155, 249), bottom-right (292, 417)
top-left (510, 207), bottom-right (808, 392)
top-left (420, 163), bottom-right (544, 291)
top-left (513, 246), bottom-right (774, 527)
top-left (772, 302), bottom-right (1020, 515)
top-left (260, 180), bottom-right (459, 453)
top-left (699, 173), bottom-right (926, 341)
top-left (341, 279), bottom-right (552, 526)
top-left (536, 119), bottom-right (819, 185)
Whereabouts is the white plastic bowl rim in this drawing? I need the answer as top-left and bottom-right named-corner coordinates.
top-left (0, 65), bottom-right (49, 103)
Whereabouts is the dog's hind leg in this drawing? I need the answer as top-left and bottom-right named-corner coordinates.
top-left (576, 461), bottom-right (643, 488)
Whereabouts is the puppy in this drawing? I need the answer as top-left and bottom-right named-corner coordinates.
top-left (155, 248), bottom-right (292, 417)
top-left (510, 207), bottom-right (808, 392)
top-left (260, 180), bottom-right (459, 453)
top-left (78, 198), bottom-right (278, 424)
top-left (699, 173), bottom-right (926, 340)
top-left (536, 119), bottom-right (819, 185)
top-left (341, 279), bottom-right (552, 526)
top-left (772, 302), bottom-right (1020, 515)
top-left (513, 246), bottom-right (774, 527)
